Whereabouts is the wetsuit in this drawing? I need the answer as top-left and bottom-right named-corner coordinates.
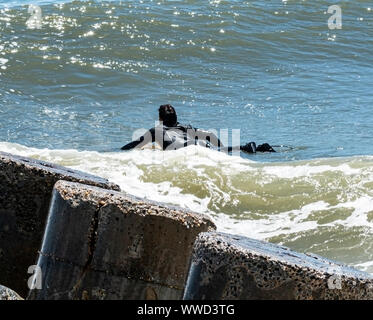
top-left (121, 123), bottom-right (275, 153)
top-left (121, 123), bottom-right (222, 151)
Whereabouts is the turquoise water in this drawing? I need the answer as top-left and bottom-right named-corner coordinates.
top-left (1, 0), bottom-right (373, 272)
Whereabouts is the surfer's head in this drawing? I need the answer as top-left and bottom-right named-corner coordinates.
top-left (159, 104), bottom-right (177, 127)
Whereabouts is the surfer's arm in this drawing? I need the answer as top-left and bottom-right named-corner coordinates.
top-left (121, 138), bottom-right (144, 150)
top-left (121, 128), bottom-right (155, 150)
top-left (194, 128), bottom-right (223, 148)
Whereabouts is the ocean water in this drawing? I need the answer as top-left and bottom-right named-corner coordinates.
top-left (1, 0), bottom-right (373, 273)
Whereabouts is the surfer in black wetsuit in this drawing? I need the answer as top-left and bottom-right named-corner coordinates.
top-left (121, 104), bottom-right (275, 153)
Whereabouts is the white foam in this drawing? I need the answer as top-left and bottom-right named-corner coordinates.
top-left (1, 141), bottom-right (373, 272)
top-left (263, 163), bottom-right (361, 179)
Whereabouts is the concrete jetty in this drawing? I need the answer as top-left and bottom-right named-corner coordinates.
top-left (183, 232), bottom-right (373, 300)
top-left (0, 152), bottom-right (120, 297)
top-left (28, 181), bottom-right (216, 300)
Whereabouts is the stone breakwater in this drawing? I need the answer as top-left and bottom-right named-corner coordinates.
top-left (1, 151), bottom-right (373, 300)
top-left (183, 232), bottom-right (373, 300)
top-left (27, 180), bottom-right (215, 300)
top-left (0, 284), bottom-right (23, 300)
top-left (0, 151), bottom-right (120, 296)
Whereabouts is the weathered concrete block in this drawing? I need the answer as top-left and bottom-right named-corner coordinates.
top-left (28, 181), bottom-right (216, 300)
top-left (0, 285), bottom-right (23, 300)
top-left (183, 232), bottom-right (373, 300)
top-left (0, 152), bottom-right (120, 297)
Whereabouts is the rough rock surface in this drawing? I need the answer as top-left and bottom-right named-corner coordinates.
top-left (183, 232), bottom-right (373, 300)
top-left (0, 152), bottom-right (120, 296)
top-left (0, 285), bottom-right (23, 300)
top-left (28, 181), bottom-right (216, 300)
